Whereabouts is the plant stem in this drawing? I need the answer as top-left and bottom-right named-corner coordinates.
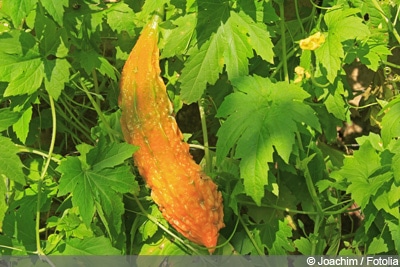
top-left (198, 99), bottom-right (212, 174)
top-left (41, 93), bottom-right (92, 142)
top-left (57, 97), bottom-right (92, 140)
top-left (304, 166), bottom-right (324, 215)
top-left (238, 214), bottom-right (264, 255)
top-left (237, 215), bottom-right (271, 266)
top-left (16, 145), bottom-right (62, 163)
top-left (189, 144), bottom-right (216, 150)
top-left (270, 48), bottom-right (297, 79)
top-left (383, 60), bottom-right (400, 70)
top-left (58, 95), bottom-right (91, 128)
top-left (238, 199), bottom-right (354, 216)
top-left (296, 131), bottom-right (304, 152)
top-left (294, 0), bottom-right (305, 35)
top-left (371, 0), bottom-right (400, 44)
top-left (92, 69), bottom-right (101, 107)
top-left (216, 215), bottom-right (240, 249)
top-left (35, 95), bottom-right (57, 256)
top-left (278, 1), bottom-right (289, 82)
top-left (76, 79), bottom-right (119, 141)
top-left (310, 214), bottom-right (322, 255)
top-left (300, 154), bottom-right (326, 255)
top-left (341, 232), bottom-right (356, 240)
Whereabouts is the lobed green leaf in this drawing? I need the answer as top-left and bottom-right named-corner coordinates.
top-left (106, 2), bottom-right (136, 37)
top-left (179, 29), bottom-right (225, 103)
top-left (55, 236), bottom-right (120, 255)
top-left (316, 8), bottom-right (370, 83)
top-left (315, 34), bottom-right (343, 84)
top-left (262, 219), bottom-right (295, 254)
top-left (12, 106), bottom-right (32, 144)
top-left (179, 7), bottom-right (274, 104)
top-left (0, 136), bottom-right (25, 184)
top-left (381, 101), bottom-right (400, 147)
top-left (0, 108), bottom-right (21, 131)
top-left (57, 140), bottom-right (138, 230)
top-left (40, 0), bottom-right (68, 26)
top-left (1, 0), bottom-right (37, 28)
top-left (216, 76), bottom-right (320, 204)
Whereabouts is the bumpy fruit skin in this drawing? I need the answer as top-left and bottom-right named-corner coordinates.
top-left (118, 16), bottom-right (224, 253)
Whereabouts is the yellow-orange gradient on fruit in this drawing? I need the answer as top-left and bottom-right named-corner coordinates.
top-left (118, 15), bottom-right (224, 253)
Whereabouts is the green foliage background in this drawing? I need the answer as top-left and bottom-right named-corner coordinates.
top-left (0, 0), bottom-right (399, 257)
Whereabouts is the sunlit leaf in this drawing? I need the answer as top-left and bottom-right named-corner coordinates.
top-left (216, 76), bottom-right (320, 204)
top-left (196, 0), bottom-right (230, 45)
top-left (40, 0), bottom-right (68, 26)
top-left (86, 138), bottom-right (137, 171)
top-left (232, 11), bottom-right (274, 63)
top-left (179, 29), bottom-right (225, 103)
top-left (316, 8), bottom-right (370, 83)
top-left (325, 88), bottom-right (347, 121)
top-left (43, 58), bottom-right (71, 100)
top-left (57, 140), bottom-right (138, 232)
top-left (12, 105), bottom-right (32, 144)
top-left (0, 31), bottom-right (44, 96)
top-left (331, 138), bottom-right (392, 209)
top-left (0, 136), bottom-right (25, 184)
top-left (179, 9), bottom-right (274, 104)
top-left (161, 13), bottom-right (197, 58)
top-left (262, 219), bottom-right (295, 254)
top-left (75, 50), bottom-right (116, 80)
top-left (391, 140), bottom-right (400, 184)
top-left (57, 237), bottom-right (120, 255)
top-left (138, 235), bottom-right (186, 256)
top-left (367, 237), bottom-right (388, 254)
top-left (106, 2), bottom-right (136, 36)
top-left (2, 0), bottom-right (37, 28)
top-left (381, 101), bottom-right (400, 147)
top-left (0, 108), bottom-right (21, 131)
top-left (324, 8), bottom-right (369, 41)
top-left (388, 220), bottom-right (400, 253)
top-left (222, 13), bottom-right (254, 79)
top-left (315, 34), bottom-right (343, 84)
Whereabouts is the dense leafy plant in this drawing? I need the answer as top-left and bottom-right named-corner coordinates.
top-left (0, 0), bottom-right (399, 256)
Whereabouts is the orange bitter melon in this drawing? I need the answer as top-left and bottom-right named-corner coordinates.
top-left (118, 15), bottom-right (224, 253)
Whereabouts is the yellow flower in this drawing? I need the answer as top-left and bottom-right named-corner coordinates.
top-left (294, 66), bottom-right (311, 83)
top-left (299, 32), bottom-right (325, 50)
